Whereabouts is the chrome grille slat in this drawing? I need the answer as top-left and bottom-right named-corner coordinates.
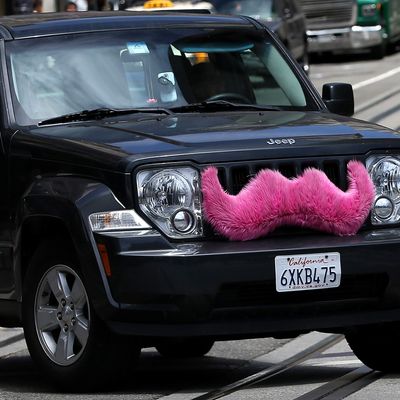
top-left (299, 0), bottom-right (356, 30)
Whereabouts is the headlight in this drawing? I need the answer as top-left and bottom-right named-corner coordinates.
top-left (136, 167), bottom-right (203, 238)
top-left (361, 4), bottom-right (377, 17)
top-left (367, 155), bottom-right (400, 225)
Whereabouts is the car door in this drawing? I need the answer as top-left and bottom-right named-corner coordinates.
top-left (0, 43), bottom-right (17, 297)
top-left (0, 130), bottom-right (14, 298)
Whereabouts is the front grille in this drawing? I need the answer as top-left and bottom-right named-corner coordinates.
top-left (215, 274), bottom-right (388, 309)
top-left (216, 156), bottom-right (359, 195)
top-left (299, 0), bottom-right (356, 30)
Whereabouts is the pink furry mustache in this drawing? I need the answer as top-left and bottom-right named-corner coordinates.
top-left (201, 161), bottom-right (375, 241)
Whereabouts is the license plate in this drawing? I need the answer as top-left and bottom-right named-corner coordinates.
top-left (275, 252), bottom-right (341, 292)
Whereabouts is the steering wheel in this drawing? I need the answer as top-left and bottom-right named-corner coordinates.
top-left (206, 92), bottom-right (252, 104)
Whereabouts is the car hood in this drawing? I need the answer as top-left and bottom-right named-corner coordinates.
top-left (15, 110), bottom-right (400, 172)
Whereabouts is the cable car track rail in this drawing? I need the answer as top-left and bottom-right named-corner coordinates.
top-left (189, 333), bottom-right (345, 400)
top-left (159, 332), bottom-right (384, 400)
top-left (293, 365), bottom-right (381, 400)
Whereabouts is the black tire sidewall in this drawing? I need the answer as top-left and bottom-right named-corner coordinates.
top-left (370, 42), bottom-right (386, 59)
top-left (346, 323), bottom-right (400, 373)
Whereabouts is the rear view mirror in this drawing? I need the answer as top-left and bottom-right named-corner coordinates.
top-left (158, 72), bottom-right (177, 102)
top-left (322, 83), bottom-right (354, 117)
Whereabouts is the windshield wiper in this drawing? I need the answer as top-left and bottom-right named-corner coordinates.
top-left (38, 102), bottom-right (280, 125)
top-left (38, 107), bottom-right (173, 126)
top-left (170, 100), bottom-right (281, 113)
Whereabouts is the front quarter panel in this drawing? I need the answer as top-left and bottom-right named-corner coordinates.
top-left (15, 176), bottom-right (127, 318)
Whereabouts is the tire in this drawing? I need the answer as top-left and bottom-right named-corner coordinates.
top-left (345, 323), bottom-right (400, 372)
top-left (370, 42), bottom-right (386, 59)
top-left (156, 338), bottom-right (214, 358)
top-left (22, 240), bottom-right (139, 390)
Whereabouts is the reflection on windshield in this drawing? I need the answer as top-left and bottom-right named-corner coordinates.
top-left (7, 28), bottom-right (311, 126)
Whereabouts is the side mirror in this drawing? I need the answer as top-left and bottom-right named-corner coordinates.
top-left (322, 83), bottom-right (354, 117)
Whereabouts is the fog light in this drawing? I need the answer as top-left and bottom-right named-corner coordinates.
top-left (374, 196), bottom-right (394, 219)
top-left (171, 210), bottom-right (194, 233)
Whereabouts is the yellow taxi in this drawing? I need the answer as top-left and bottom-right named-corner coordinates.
top-left (128, 0), bottom-right (214, 11)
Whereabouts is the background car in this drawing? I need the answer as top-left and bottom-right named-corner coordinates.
top-left (299, 0), bottom-right (400, 59)
top-left (211, 0), bottom-right (310, 73)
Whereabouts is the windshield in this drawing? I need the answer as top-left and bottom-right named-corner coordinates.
top-left (6, 28), bottom-right (314, 126)
top-left (213, 0), bottom-right (275, 19)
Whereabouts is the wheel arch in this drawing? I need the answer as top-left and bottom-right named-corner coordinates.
top-left (20, 216), bottom-right (74, 286)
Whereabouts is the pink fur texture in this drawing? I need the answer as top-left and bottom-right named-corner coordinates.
top-left (201, 161), bottom-right (375, 241)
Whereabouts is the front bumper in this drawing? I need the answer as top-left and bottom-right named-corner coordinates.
top-left (307, 25), bottom-right (383, 53)
top-left (94, 228), bottom-right (400, 339)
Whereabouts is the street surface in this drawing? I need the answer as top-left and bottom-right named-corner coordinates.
top-left (3, 50), bottom-right (400, 398)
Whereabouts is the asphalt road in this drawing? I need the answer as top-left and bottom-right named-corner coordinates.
top-left (310, 49), bottom-right (400, 131)
top-left (3, 50), bottom-right (400, 398)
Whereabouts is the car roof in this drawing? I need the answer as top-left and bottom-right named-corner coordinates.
top-left (0, 11), bottom-right (256, 40)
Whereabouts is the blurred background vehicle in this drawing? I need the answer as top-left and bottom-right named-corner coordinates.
top-left (127, 0), bottom-right (214, 11)
top-left (211, 0), bottom-right (309, 73)
top-left (1, 0), bottom-right (124, 14)
top-left (3, 0), bottom-right (33, 13)
top-left (299, 0), bottom-right (400, 59)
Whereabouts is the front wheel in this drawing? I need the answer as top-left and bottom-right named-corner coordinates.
top-left (22, 241), bottom-right (139, 390)
top-left (345, 322), bottom-right (400, 372)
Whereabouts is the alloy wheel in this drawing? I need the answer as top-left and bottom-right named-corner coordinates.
top-left (34, 265), bottom-right (90, 366)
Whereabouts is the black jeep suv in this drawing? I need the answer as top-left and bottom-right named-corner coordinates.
top-left (0, 11), bottom-right (399, 388)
